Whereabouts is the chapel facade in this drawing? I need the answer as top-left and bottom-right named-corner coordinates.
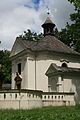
top-left (10, 16), bottom-right (80, 103)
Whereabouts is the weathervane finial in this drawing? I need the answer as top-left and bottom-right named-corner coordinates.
top-left (47, 7), bottom-right (50, 15)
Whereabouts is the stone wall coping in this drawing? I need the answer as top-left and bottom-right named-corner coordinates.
top-left (0, 89), bottom-right (43, 94)
top-left (42, 92), bottom-right (75, 95)
top-left (0, 89), bottom-right (75, 96)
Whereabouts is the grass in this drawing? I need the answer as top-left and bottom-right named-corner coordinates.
top-left (0, 106), bottom-right (80, 120)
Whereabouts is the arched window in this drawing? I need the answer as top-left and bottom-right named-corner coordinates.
top-left (61, 63), bottom-right (68, 67)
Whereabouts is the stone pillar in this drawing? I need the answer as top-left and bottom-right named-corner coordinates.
top-left (23, 56), bottom-right (28, 89)
top-left (12, 61), bottom-right (16, 89)
top-left (57, 76), bottom-right (63, 92)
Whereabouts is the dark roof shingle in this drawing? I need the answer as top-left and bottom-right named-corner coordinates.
top-left (46, 63), bottom-right (80, 76)
top-left (18, 35), bottom-right (80, 55)
top-left (42, 17), bottom-right (54, 24)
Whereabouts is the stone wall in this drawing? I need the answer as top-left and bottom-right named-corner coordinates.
top-left (0, 90), bottom-right (75, 109)
top-left (42, 92), bottom-right (75, 107)
top-left (0, 90), bottom-right (42, 109)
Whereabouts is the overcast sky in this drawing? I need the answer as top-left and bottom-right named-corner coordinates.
top-left (0, 0), bottom-right (75, 50)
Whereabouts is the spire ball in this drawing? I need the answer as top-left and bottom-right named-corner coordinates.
top-left (47, 8), bottom-right (50, 15)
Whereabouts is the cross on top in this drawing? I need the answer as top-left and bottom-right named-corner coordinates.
top-left (47, 8), bottom-right (50, 15)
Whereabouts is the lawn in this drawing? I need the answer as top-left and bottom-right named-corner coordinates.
top-left (0, 106), bottom-right (80, 120)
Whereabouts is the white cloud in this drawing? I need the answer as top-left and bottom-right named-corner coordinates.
top-left (0, 0), bottom-right (42, 50)
top-left (39, 0), bottom-right (75, 29)
top-left (0, 0), bottom-right (75, 50)
top-left (49, 0), bottom-right (75, 29)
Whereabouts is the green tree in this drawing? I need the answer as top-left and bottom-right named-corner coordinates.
top-left (56, 0), bottom-right (80, 52)
top-left (0, 50), bottom-right (11, 86)
top-left (19, 29), bottom-right (43, 41)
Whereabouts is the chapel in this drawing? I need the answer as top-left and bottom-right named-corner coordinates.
top-left (10, 15), bottom-right (80, 103)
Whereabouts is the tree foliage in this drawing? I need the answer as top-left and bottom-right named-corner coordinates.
top-left (0, 50), bottom-right (11, 86)
top-left (19, 29), bottom-right (43, 41)
top-left (56, 0), bottom-right (80, 52)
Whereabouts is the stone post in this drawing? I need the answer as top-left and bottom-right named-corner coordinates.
top-left (57, 76), bottom-right (63, 92)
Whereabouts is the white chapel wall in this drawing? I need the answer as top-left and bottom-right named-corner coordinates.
top-left (47, 74), bottom-right (80, 103)
top-left (59, 75), bottom-right (80, 103)
top-left (35, 53), bottom-right (80, 92)
top-left (12, 52), bottom-right (80, 92)
top-left (27, 54), bottom-right (35, 90)
top-left (36, 53), bottom-right (61, 92)
top-left (11, 55), bottom-right (28, 89)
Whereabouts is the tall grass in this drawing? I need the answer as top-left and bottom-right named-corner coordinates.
top-left (0, 106), bottom-right (80, 120)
